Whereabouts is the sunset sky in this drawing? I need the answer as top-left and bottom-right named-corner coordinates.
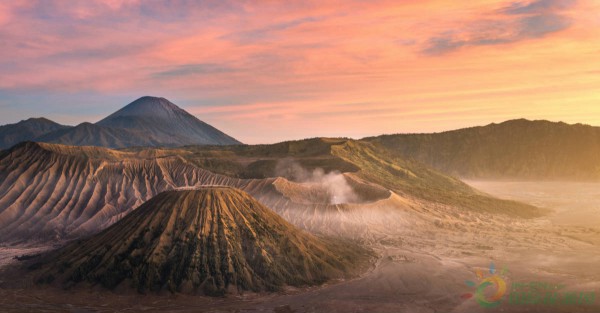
top-left (1, 0), bottom-right (599, 143)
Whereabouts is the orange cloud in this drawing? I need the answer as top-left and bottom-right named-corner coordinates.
top-left (0, 0), bottom-right (599, 143)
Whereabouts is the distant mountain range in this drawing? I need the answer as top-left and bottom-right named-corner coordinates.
top-left (0, 100), bottom-right (600, 180)
top-left (0, 96), bottom-right (240, 149)
top-left (3, 111), bottom-right (596, 180)
top-left (368, 119), bottom-right (600, 180)
top-left (0, 117), bottom-right (70, 149)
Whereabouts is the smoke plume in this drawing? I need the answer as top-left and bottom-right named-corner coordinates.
top-left (275, 159), bottom-right (359, 204)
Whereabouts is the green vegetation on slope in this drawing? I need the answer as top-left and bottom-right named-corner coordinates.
top-left (331, 140), bottom-right (547, 218)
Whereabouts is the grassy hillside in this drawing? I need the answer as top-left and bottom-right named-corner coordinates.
top-left (332, 140), bottom-right (546, 218)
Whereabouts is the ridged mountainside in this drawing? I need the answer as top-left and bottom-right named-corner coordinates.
top-left (0, 142), bottom-right (253, 242)
top-left (33, 188), bottom-right (370, 294)
top-left (0, 139), bottom-right (544, 243)
top-left (368, 119), bottom-right (600, 180)
top-left (0, 141), bottom-right (389, 243)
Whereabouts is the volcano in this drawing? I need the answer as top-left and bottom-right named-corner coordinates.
top-left (13, 96), bottom-right (242, 148)
top-left (33, 187), bottom-right (369, 295)
top-left (95, 96), bottom-right (241, 146)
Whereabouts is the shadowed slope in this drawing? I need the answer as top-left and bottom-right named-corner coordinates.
top-left (0, 118), bottom-right (69, 149)
top-left (35, 122), bottom-right (152, 149)
top-left (33, 188), bottom-right (370, 295)
top-left (368, 119), bottom-right (600, 180)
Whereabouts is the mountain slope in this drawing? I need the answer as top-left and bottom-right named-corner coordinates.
top-left (0, 118), bottom-right (69, 149)
top-left (368, 119), bottom-right (600, 180)
top-left (332, 140), bottom-right (545, 217)
top-left (4, 96), bottom-right (242, 148)
top-left (0, 139), bottom-right (545, 244)
top-left (35, 122), bottom-right (153, 148)
top-left (0, 142), bottom-right (261, 243)
top-left (33, 188), bottom-right (370, 294)
top-left (96, 96), bottom-right (241, 146)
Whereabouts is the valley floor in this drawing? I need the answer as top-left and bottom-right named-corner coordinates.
top-left (2, 181), bottom-right (600, 313)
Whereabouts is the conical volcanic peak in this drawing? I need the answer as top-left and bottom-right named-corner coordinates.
top-left (95, 96), bottom-right (241, 146)
top-left (34, 187), bottom-right (370, 295)
top-left (98, 96), bottom-right (186, 120)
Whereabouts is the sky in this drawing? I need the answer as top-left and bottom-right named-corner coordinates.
top-left (0, 0), bottom-right (599, 144)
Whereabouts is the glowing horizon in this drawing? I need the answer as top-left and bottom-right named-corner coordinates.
top-left (1, 0), bottom-right (599, 144)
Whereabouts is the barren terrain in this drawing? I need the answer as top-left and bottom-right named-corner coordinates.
top-left (1, 181), bottom-right (599, 312)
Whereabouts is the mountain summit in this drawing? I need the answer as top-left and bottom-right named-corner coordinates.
top-left (99, 96), bottom-right (184, 120)
top-left (95, 96), bottom-right (241, 146)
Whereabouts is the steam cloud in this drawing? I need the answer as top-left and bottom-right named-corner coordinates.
top-left (275, 159), bottom-right (359, 205)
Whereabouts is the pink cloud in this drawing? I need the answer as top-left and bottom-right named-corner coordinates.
top-left (1, 0), bottom-right (599, 143)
